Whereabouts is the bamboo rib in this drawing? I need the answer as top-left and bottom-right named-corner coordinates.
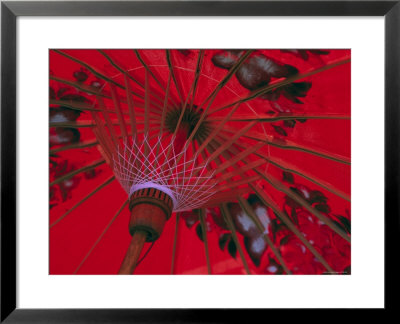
top-left (208, 138), bottom-right (337, 273)
top-left (215, 138), bottom-right (350, 242)
top-left (209, 56), bottom-right (351, 114)
top-left (90, 109), bottom-right (117, 164)
top-left (124, 74), bottom-right (138, 137)
top-left (202, 187), bottom-right (254, 207)
top-left (50, 139), bottom-right (98, 154)
top-left (199, 209), bottom-right (212, 274)
top-left (237, 197), bottom-right (292, 274)
top-left (166, 50), bottom-right (184, 104)
top-left (73, 200), bottom-right (129, 274)
top-left (221, 126), bottom-right (351, 165)
top-left (96, 96), bottom-right (120, 148)
top-left (250, 183), bottom-right (335, 273)
top-left (53, 50), bottom-right (166, 111)
top-left (183, 50), bottom-right (254, 150)
top-left (207, 113), bottom-right (350, 122)
top-left (216, 133), bottom-right (351, 202)
top-left (170, 213), bottom-right (180, 274)
top-left (53, 50), bottom-right (151, 103)
top-left (169, 50), bottom-right (205, 140)
top-left (109, 84), bottom-right (129, 139)
top-left (221, 203), bottom-right (251, 274)
top-left (189, 50), bottom-right (204, 110)
top-left (97, 49), bottom-right (173, 109)
top-left (50, 159), bottom-right (105, 187)
top-left (50, 176), bottom-right (116, 228)
top-left (204, 140), bottom-right (292, 274)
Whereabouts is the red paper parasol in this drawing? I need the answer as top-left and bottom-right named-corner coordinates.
top-left (49, 49), bottom-right (351, 275)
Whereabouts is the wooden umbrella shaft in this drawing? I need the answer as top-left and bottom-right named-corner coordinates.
top-left (118, 187), bottom-right (174, 274)
top-left (118, 230), bottom-right (147, 274)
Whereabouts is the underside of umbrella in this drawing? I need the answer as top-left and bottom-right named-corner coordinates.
top-left (49, 49), bottom-right (351, 275)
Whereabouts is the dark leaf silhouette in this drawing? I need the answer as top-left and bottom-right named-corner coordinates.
top-left (270, 219), bottom-right (283, 242)
top-left (267, 257), bottom-right (284, 274)
top-left (59, 93), bottom-right (89, 102)
top-left (283, 119), bottom-right (296, 128)
top-left (282, 171), bottom-right (294, 184)
top-left (247, 193), bottom-right (263, 206)
top-left (283, 82), bottom-right (312, 104)
top-left (177, 50), bottom-right (192, 57)
top-left (337, 215), bottom-right (351, 234)
top-left (209, 208), bottom-right (228, 230)
top-left (218, 233), bottom-right (231, 251)
top-left (309, 190), bottom-right (328, 204)
top-left (262, 82), bottom-right (312, 104)
top-left (50, 86), bottom-right (56, 99)
top-left (279, 234), bottom-right (291, 246)
top-left (181, 210), bottom-right (199, 229)
top-left (84, 169), bottom-right (101, 180)
top-left (343, 266), bottom-right (351, 274)
top-left (196, 223), bottom-right (204, 242)
top-left (73, 68), bottom-right (89, 82)
top-left (314, 203), bottom-right (331, 213)
top-left (332, 220), bottom-right (347, 234)
top-left (281, 49), bottom-right (330, 61)
top-left (50, 107), bottom-right (81, 123)
top-left (272, 125), bottom-right (288, 137)
top-left (227, 238), bottom-right (237, 259)
top-left (291, 207), bottom-right (299, 225)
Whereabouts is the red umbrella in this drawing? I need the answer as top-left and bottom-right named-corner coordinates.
top-left (49, 49), bottom-right (350, 275)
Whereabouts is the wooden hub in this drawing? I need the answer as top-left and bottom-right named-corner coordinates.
top-left (128, 187), bottom-right (174, 242)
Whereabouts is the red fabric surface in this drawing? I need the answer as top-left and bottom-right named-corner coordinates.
top-left (49, 49), bottom-right (351, 275)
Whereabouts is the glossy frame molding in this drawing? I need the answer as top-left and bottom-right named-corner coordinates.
top-left (1, 0), bottom-right (399, 322)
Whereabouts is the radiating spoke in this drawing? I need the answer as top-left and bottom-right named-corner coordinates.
top-left (97, 49), bottom-right (170, 108)
top-left (237, 197), bottom-right (292, 274)
top-left (250, 183), bottom-right (335, 273)
top-left (207, 113), bottom-right (350, 122)
top-left (50, 139), bottom-right (98, 154)
top-left (166, 50), bottom-right (184, 104)
top-left (221, 203), bottom-right (251, 274)
top-left (217, 133), bottom-right (351, 202)
top-left (50, 75), bottom-right (112, 99)
top-left (210, 56), bottom-right (351, 114)
top-left (170, 213), bottom-right (180, 274)
top-left (50, 159), bottom-right (105, 187)
top-left (222, 127), bottom-right (351, 165)
top-left (53, 50), bottom-right (165, 111)
top-left (214, 137), bottom-right (350, 242)
top-left (124, 75), bottom-right (138, 137)
top-left (50, 99), bottom-right (116, 114)
top-left (199, 209), bottom-right (212, 274)
top-left (184, 50), bottom-right (254, 148)
top-left (205, 138), bottom-right (335, 272)
top-left (254, 168), bottom-right (350, 242)
top-left (169, 50), bottom-right (205, 139)
top-left (50, 49), bottom-right (351, 276)
top-left (50, 176), bottom-right (115, 228)
top-left (73, 200), bottom-right (128, 274)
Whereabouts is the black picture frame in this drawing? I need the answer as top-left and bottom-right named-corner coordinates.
top-left (1, 0), bottom-right (399, 322)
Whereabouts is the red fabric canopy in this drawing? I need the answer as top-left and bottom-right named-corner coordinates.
top-left (49, 49), bottom-right (350, 275)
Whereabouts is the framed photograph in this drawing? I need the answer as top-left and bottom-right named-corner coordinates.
top-left (1, 0), bottom-right (398, 322)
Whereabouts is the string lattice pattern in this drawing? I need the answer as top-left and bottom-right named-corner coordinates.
top-left (113, 135), bottom-right (216, 212)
